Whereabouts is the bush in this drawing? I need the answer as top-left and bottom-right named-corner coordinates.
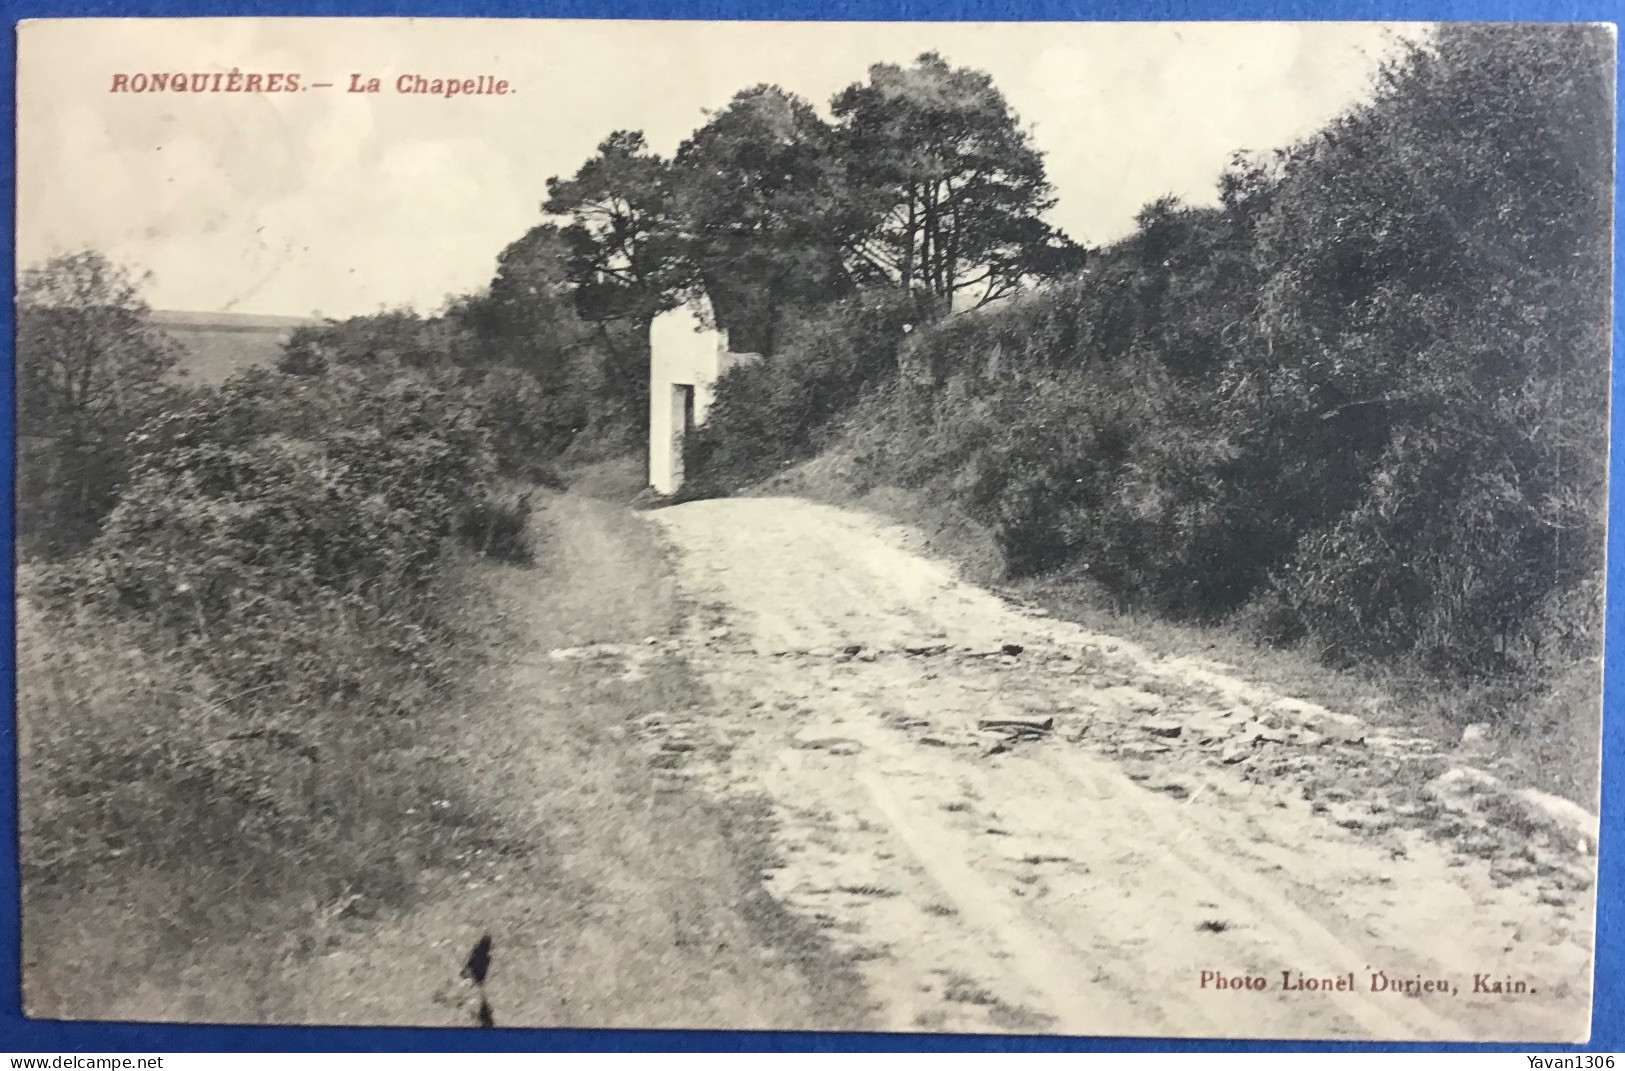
top-left (685, 289), bottom-right (915, 492)
top-left (275, 306), bottom-right (624, 475)
top-left (459, 492), bottom-right (536, 564)
top-left (26, 326), bottom-right (552, 678)
top-left (277, 308), bottom-right (477, 375)
top-left (21, 355), bottom-right (539, 898)
top-left (16, 433), bottom-right (130, 558)
top-left (724, 26), bottom-right (1611, 716)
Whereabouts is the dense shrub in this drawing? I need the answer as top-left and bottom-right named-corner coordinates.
top-left (684, 289), bottom-right (915, 492)
top-left (703, 26), bottom-right (1613, 706)
top-left (35, 360), bottom-right (518, 708)
top-left (460, 492), bottom-right (536, 564)
top-left (16, 434), bottom-right (131, 558)
top-left (457, 222), bottom-right (656, 458)
top-left (278, 308), bottom-right (478, 376)
top-left (275, 302), bottom-right (638, 471)
top-left (19, 351), bottom-right (544, 900)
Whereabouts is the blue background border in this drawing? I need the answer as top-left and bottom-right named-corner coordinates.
top-left (0, 0), bottom-right (1619, 1053)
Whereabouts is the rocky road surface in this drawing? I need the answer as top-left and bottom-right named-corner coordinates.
top-left (630, 496), bottom-right (1597, 1041)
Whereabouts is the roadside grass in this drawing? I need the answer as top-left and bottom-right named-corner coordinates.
top-left (567, 454), bottom-right (652, 503)
top-left (22, 461), bottom-right (870, 1029)
top-left (763, 449), bottom-right (1601, 809)
top-left (287, 464), bottom-right (871, 1030)
top-left (18, 547), bottom-right (520, 1023)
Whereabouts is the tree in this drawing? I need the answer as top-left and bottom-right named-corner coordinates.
top-left (466, 223), bottom-right (604, 385)
top-left (543, 131), bottom-right (692, 329)
top-left (543, 132), bottom-right (693, 445)
top-left (16, 250), bottom-right (182, 555)
top-left (672, 85), bottom-right (865, 352)
top-left (457, 222), bottom-right (649, 452)
top-left (17, 250), bottom-right (178, 435)
top-left (830, 53), bottom-right (1085, 313)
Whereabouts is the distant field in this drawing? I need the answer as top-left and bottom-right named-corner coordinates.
top-left (153, 310), bottom-right (313, 385)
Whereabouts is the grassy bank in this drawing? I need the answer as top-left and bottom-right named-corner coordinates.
top-left (281, 459), bottom-right (868, 1029)
top-left (23, 460), bottom-right (869, 1028)
top-left (19, 547), bottom-right (518, 1022)
top-left (19, 354), bottom-right (539, 1021)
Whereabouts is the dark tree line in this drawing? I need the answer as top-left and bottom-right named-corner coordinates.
top-left (254, 53), bottom-right (1081, 468)
top-left (544, 53), bottom-right (1084, 358)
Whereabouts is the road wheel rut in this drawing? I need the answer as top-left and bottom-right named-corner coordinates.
top-left (647, 496), bottom-right (1595, 1041)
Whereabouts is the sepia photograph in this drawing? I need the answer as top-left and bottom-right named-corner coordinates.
top-left (12, 17), bottom-right (1613, 1042)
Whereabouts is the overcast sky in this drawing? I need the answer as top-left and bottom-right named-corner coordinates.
top-left (17, 18), bottom-right (1423, 318)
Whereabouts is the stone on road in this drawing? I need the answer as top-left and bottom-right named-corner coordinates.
top-left (649, 496), bottom-right (1594, 1041)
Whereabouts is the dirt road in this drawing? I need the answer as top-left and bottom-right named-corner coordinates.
top-left (643, 496), bottom-right (1596, 1041)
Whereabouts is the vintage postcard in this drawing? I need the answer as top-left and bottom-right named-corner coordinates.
top-left (14, 18), bottom-right (1611, 1041)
